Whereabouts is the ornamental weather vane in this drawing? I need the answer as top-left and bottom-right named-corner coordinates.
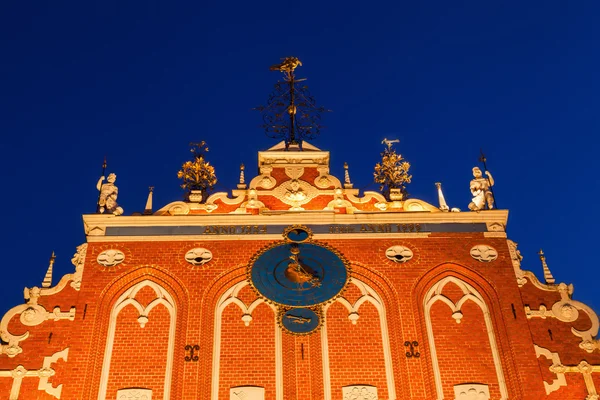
top-left (256, 57), bottom-right (328, 150)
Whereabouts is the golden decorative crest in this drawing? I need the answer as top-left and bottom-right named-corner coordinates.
top-left (177, 141), bottom-right (217, 198)
top-left (374, 138), bottom-right (412, 201)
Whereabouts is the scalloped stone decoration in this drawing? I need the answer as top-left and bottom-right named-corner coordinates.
top-left (454, 383), bottom-right (489, 400)
top-left (97, 249), bottom-right (125, 267)
top-left (117, 388), bottom-right (152, 400)
top-left (385, 245), bottom-right (414, 263)
top-left (342, 385), bottom-right (378, 400)
top-left (470, 245), bottom-right (498, 262)
top-left (185, 248), bottom-right (213, 266)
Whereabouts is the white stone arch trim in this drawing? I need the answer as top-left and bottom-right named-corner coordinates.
top-left (211, 281), bottom-right (283, 400)
top-left (97, 280), bottom-right (177, 400)
top-left (322, 278), bottom-right (396, 400)
top-left (423, 276), bottom-right (508, 400)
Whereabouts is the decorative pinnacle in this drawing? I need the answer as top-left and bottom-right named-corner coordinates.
top-left (343, 162), bottom-right (353, 189)
top-left (435, 182), bottom-right (450, 211)
top-left (538, 249), bottom-right (556, 284)
top-left (42, 251), bottom-right (56, 288)
top-left (143, 186), bottom-right (154, 215)
top-left (238, 163), bottom-right (247, 189)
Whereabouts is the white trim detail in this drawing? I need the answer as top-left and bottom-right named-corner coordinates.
top-left (116, 388), bottom-right (152, 399)
top-left (424, 276), bottom-right (508, 400)
top-left (322, 278), bottom-right (396, 400)
top-left (453, 383), bottom-right (490, 400)
top-left (212, 281), bottom-right (283, 400)
top-left (230, 386), bottom-right (265, 400)
top-left (97, 280), bottom-right (177, 400)
top-left (0, 347), bottom-right (68, 399)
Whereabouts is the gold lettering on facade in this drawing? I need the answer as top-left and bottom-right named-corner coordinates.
top-left (200, 225), bottom-right (268, 235)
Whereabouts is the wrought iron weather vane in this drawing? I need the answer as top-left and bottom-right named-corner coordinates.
top-left (256, 57), bottom-right (328, 150)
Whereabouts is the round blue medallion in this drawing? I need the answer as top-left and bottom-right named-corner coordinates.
top-left (250, 242), bottom-right (348, 307)
top-left (281, 308), bottom-right (320, 334)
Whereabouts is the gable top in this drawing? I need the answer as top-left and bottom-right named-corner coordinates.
top-left (258, 141), bottom-right (329, 167)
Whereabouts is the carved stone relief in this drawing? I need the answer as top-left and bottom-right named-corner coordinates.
top-left (342, 385), bottom-right (378, 400)
top-left (184, 248), bottom-right (213, 267)
top-left (70, 243), bottom-right (87, 290)
top-left (117, 388), bottom-right (153, 400)
top-left (97, 249), bottom-right (125, 267)
top-left (230, 386), bottom-right (265, 400)
top-left (385, 246), bottom-right (414, 263)
top-left (454, 383), bottom-right (490, 400)
top-left (470, 245), bottom-right (498, 262)
top-left (272, 179), bottom-right (318, 210)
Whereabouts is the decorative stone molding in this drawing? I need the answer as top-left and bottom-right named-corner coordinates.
top-left (323, 278), bottom-right (396, 400)
top-left (506, 240), bottom-right (527, 287)
top-left (212, 281), bottom-right (283, 400)
top-left (486, 222), bottom-right (505, 232)
top-left (184, 248), bottom-right (213, 267)
top-left (70, 243), bottom-right (87, 290)
top-left (454, 383), bottom-right (490, 400)
top-left (424, 276), bottom-right (508, 400)
top-left (98, 280), bottom-right (176, 400)
top-left (526, 283), bottom-right (600, 352)
top-left (117, 388), bottom-right (153, 400)
top-left (97, 249), bottom-right (125, 267)
top-left (385, 245), bottom-right (414, 263)
top-left (0, 347), bottom-right (68, 399)
top-left (469, 245), bottom-right (498, 262)
top-left (403, 198), bottom-right (441, 212)
top-left (230, 386), bottom-right (265, 400)
top-left (0, 295), bottom-right (75, 358)
top-left (342, 385), bottom-right (378, 400)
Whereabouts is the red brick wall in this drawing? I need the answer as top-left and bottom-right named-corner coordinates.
top-left (1, 234), bottom-right (597, 399)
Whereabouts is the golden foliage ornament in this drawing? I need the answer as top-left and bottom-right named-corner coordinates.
top-left (374, 139), bottom-right (412, 201)
top-left (177, 141), bottom-right (217, 199)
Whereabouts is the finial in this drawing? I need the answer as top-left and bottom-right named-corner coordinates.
top-left (178, 142), bottom-right (217, 202)
top-left (538, 249), bottom-right (556, 284)
top-left (435, 182), bottom-right (450, 211)
top-left (238, 163), bottom-right (247, 189)
top-left (143, 186), bottom-right (154, 215)
top-left (42, 251), bottom-right (56, 288)
top-left (374, 139), bottom-right (412, 201)
top-left (256, 57), bottom-right (328, 151)
top-left (343, 162), bottom-right (353, 189)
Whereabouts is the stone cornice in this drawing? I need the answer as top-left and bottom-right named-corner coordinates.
top-left (83, 209), bottom-right (508, 239)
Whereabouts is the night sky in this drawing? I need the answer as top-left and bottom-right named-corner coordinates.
top-left (1, 2), bottom-right (598, 316)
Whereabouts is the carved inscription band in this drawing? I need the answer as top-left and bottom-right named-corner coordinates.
top-left (105, 223), bottom-right (488, 236)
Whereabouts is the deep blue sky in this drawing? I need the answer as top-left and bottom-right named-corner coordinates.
top-left (1, 2), bottom-right (598, 316)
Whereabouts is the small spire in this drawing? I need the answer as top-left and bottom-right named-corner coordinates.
top-left (435, 182), bottom-right (449, 211)
top-left (343, 162), bottom-right (353, 189)
top-left (42, 251), bottom-right (56, 288)
top-left (143, 187), bottom-right (154, 215)
top-left (237, 163), bottom-right (247, 189)
top-left (539, 249), bottom-right (555, 284)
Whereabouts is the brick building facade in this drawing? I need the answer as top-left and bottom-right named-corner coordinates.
top-left (1, 140), bottom-right (599, 400)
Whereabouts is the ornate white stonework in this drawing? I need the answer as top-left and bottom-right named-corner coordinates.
top-left (526, 282), bottom-right (600, 353)
top-left (230, 386), bottom-right (265, 400)
top-left (97, 249), bottom-right (125, 267)
top-left (117, 388), bottom-right (152, 400)
top-left (184, 248), bottom-right (213, 266)
top-left (454, 384), bottom-right (490, 400)
top-left (385, 245), bottom-right (414, 263)
top-left (342, 385), bottom-right (378, 400)
top-left (470, 245), bottom-right (498, 262)
top-left (0, 347), bottom-right (68, 399)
